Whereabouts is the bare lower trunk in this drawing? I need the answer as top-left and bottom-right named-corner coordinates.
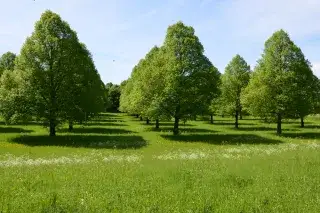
top-left (140, 116), bottom-right (143, 121)
top-left (210, 114), bottom-right (213, 124)
top-left (300, 116), bottom-right (304, 128)
top-left (173, 116), bottom-right (180, 135)
top-left (146, 118), bottom-right (150, 125)
top-left (49, 118), bottom-right (56, 137)
top-left (277, 113), bottom-right (282, 135)
top-left (135, 114), bottom-right (139, 118)
top-left (68, 121), bottom-right (73, 131)
top-left (155, 119), bottom-right (159, 129)
top-left (235, 110), bottom-right (239, 129)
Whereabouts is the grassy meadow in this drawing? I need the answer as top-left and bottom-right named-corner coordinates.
top-left (0, 113), bottom-right (320, 212)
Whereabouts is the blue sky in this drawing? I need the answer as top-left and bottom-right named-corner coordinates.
top-left (1, 0), bottom-right (320, 84)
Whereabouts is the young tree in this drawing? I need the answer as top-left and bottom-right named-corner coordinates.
top-left (220, 55), bottom-right (250, 128)
top-left (242, 29), bottom-right (315, 134)
top-left (16, 10), bottom-right (95, 136)
top-left (0, 52), bottom-right (16, 75)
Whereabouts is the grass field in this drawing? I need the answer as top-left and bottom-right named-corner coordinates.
top-left (0, 113), bottom-right (320, 212)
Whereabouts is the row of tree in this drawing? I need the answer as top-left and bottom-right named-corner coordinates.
top-left (0, 10), bottom-right (106, 136)
top-left (120, 22), bottom-right (320, 135)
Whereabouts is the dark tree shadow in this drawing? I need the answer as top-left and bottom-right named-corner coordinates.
top-left (283, 121), bottom-right (311, 124)
top-left (58, 127), bottom-right (134, 134)
top-left (83, 122), bottom-right (128, 127)
top-left (91, 119), bottom-right (124, 123)
top-left (147, 127), bottom-right (216, 133)
top-left (281, 133), bottom-right (320, 139)
top-left (97, 113), bottom-right (120, 118)
top-left (211, 122), bottom-right (256, 126)
top-left (146, 122), bottom-right (194, 127)
top-left (242, 118), bottom-right (262, 121)
top-left (293, 125), bottom-right (320, 129)
top-left (10, 135), bottom-right (147, 149)
top-left (0, 127), bottom-right (33, 133)
top-left (232, 127), bottom-right (276, 131)
top-left (162, 134), bottom-right (282, 145)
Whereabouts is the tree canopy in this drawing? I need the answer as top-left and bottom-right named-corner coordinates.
top-left (220, 54), bottom-right (251, 128)
top-left (242, 29), bottom-right (316, 134)
top-left (1, 10), bottom-right (105, 136)
top-left (119, 22), bottom-right (221, 134)
top-left (0, 52), bottom-right (16, 75)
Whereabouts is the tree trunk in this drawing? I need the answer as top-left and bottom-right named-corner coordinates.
top-left (68, 121), bottom-right (73, 131)
top-left (277, 113), bottom-right (282, 135)
top-left (300, 116), bottom-right (304, 128)
top-left (239, 110), bottom-right (243, 120)
top-left (235, 110), bottom-right (239, 129)
top-left (155, 119), bottom-right (159, 129)
top-left (173, 116), bottom-right (180, 135)
top-left (49, 118), bottom-right (56, 137)
top-left (135, 114), bottom-right (139, 118)
top-left (210, 114), bottom-right (213, 124)
top-left (140, 116), bottom-right (143, 121)
top-left (146, 118), bottom-right (150, 125)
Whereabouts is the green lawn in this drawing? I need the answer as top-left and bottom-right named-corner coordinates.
top-left (0, 113), bottom-right (320, 212)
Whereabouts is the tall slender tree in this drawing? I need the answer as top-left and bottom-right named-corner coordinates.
top-left (220, 55), bottom-right (250, 128)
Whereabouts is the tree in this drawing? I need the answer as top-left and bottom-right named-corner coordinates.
top-left (105, 83), bottom-right (121, 112)
top-left (220, 55), bottom-right (250, 128)
top-left (64, 43), bottom-right (105, 131)
top-left (242, 29), bottom-right (315, 134)
top-left (155, 22), bottom-right (220, 135)
top-left (0, 52), bottom-right (16, 75)
top-left (0, 69), bottom-right (31, 123)
top-left (16, 10), bottom-right (101, 136)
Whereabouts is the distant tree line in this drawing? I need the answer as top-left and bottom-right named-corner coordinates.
top-left (119, 22), bottom-right (320, 135)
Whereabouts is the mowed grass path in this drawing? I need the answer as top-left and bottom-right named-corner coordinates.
top-left (0, 113), bottom-right (320, 212)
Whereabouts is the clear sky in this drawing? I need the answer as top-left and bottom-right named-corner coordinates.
top-left (1, 0), bottom-right (320, 84)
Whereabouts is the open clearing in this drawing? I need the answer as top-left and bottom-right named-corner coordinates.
top-left (0, 113), bottom-right (320, 212)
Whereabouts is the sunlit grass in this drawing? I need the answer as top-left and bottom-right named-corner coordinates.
top-left (0, 113), bottom-right (319, 212)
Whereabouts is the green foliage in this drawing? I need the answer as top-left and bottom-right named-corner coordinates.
top-left (3, 10), bottom-right (105, 136)
top-left (120, 22), bottom-right (220, 134)
top-left (105, 82), bottom-right (121, 112)
top-left (242, 30), bottom-right (316, 133)
top-left (0, 52), bottom-right (16, 75)
top-left (219, 55), bottom-right (250, 127)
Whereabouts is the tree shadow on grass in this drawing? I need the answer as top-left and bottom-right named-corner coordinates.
top-left (211, 122), bottom-right (256, 126)
top-left (98, 113), bottom-right (120, 118)
top-left (59, 127), bottom-right (134, 134)
top-left (281, 132), bottom-right (320, 139)
top-left (230, 127), bottom-right (275, 131)
top-left (83, 122), bottom-right (128, 127)
top-left (233, 126), bottom-right (299, 132)
top-left (10, 135), bottom-right (147, 149)
top-left (162, 134), bottom-right (282, 145)
top-left (91, 119), bottom-right (124, 123)
top-left (146, 122), bottom-right (194, 127)
top-left (147, 127), bottom-right (216, 133)
top-left (0, 127), bottom-right (33, 133)
top-left (293, 125), bottom-right (320, 129)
